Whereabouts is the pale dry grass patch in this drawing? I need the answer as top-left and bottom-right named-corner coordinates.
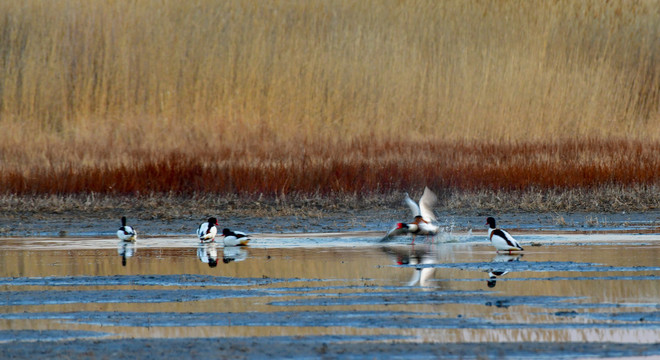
top-left (1, 185), bottom-right (657, 223)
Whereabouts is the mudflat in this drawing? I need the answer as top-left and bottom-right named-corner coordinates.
top-left (1, 207), bottom-right (659, 359)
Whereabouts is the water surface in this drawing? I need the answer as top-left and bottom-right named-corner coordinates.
top-left (1, 231), bottom-right (659, 358)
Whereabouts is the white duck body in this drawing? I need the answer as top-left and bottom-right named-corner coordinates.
top-left (416, 219), bottom-right (440, 236)
top-left (486, 217), bottom-right (523, 253)
top-left (117, 216), bottom-right (137, 242)
top-left (197, 217), bottom-right (218, 243)
top-left (221, 228), bottom-right (250, 247)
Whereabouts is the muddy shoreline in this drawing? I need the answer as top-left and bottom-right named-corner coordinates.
top-left (2, 208), bottom-right (659, 238)
top-left (1, 193), bottom-right (660, 237)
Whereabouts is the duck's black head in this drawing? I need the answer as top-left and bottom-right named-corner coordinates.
top-left (208, 217), bottom-right (218, 225)
top-left (121, 216), bottom-right (127, 226)
top-left (485, 217), bottom-right (496, 228)
top-left (222, 228), bottom-right (232, 236)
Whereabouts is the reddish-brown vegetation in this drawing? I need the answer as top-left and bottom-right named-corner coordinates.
top-left (3, 138), bottom-right (658, 197)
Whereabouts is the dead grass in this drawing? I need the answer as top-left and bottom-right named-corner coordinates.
top-left (1, 184), bottom-right (658, 222)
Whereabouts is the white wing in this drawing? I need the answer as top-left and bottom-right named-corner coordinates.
top-left (196, 223), bottom-right (206, 238)
top-left (124, 226), bottom-right (136, 236)
top-left (404, 193), bottom-right (421, 218)
top-left (197, 223), bottom-right (217, 240)
top-left (418, 187), bottom-right (438, 222)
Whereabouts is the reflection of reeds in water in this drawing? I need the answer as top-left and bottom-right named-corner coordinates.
top-left (0, 1), bottom-right (658, 198)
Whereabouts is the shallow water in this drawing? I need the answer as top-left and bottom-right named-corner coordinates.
top-left (1, 231), bottom-right (659, 358)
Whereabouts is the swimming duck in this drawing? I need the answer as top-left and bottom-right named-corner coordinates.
top-left (221, 228), bottom-right (250, 247)
top-left (197, 217), bottom-right (219, 243)
top-left (117, 216), bottom-right (137, 242)
top-left (485, 217), bottom-right (524, 253)
top-left (381, 187), bottom-right (439, 243)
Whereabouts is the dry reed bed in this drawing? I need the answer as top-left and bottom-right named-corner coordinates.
top-left (0, 0), bottom-right (658, 149)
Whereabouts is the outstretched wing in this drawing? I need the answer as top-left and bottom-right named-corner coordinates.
top-left (404, 193), bottom-right (421, 218)
top-left (380, 225), bottom-right (409, 242)
top-left (418, 187), bottom-right (438, 222)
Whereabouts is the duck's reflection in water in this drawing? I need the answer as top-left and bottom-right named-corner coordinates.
top-left (382, 244), bottom-right (441, 288)
top-left (222, 247), bottom-right (248, 264)
top-left (486, 254), bottom-right (523, 288)
top-left (118, 241), bottom-right (137, 267)
top-left (197, 242), bottom-right (219, 268)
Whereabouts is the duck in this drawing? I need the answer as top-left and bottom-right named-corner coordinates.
top-left (197, 217), bottom-right (219, 243)
top-left (116, 216), bottom-right (137, 242)
top-left (381, 187), bottom-right (440, 243)
top-left (221, 228), bottom-right (250, 247)
top-left (485, 217), bottom-right (524, 253)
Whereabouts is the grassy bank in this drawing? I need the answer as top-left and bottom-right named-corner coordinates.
top-left (2, 184), bottom-right (658, 223)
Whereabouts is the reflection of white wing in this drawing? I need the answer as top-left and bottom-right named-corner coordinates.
top-left (407, 255), bottom-right (437, 287)
top-left (418, 187), bottom-right (438, 222)
top-left (406, 269), bottom-right (422, 286)
top-left (404, 193), bottom-right (421, 218)
top-left (419, 267), bottom-right (436, 287)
